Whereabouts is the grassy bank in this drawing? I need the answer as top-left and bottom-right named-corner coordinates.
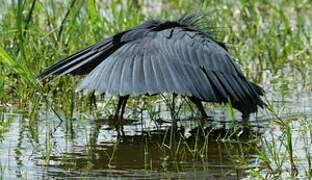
top-left (0, 0), bottom-right (311, 179)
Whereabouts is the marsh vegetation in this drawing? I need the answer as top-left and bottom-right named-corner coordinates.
top-left (0, 0), bottom-right (311, 179)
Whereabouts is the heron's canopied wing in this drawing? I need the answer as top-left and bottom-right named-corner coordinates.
top-left (37, 20), bottom-right (164, 81)
top-left (37, 37), bottom-right (116, 81)
top-left (77, 27), bottom-right (264, 111)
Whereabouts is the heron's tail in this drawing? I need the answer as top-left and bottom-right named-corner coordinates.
top-left (248, 81), bottom-right (267, 109)
top-left (249, 81), bottom-right (265, 96)
top-left (37, 37), bottom-right (115, 81)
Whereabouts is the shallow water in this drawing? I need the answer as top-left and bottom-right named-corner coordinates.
top-left (0, 91), bottom-right (311, 179)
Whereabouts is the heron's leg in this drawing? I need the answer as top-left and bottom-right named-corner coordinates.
top-left (117, 95), bottom-right (129, 137)
top-left (188, 96), bottom-right (208, 118)
top-left (115, 96), bottom-right (124, 118)
top-left (120, 95), bottom-right (130, 120)
top-left (114, 95), bottom-right (129, 136)
top-left (242, 113), bottom-right (250, 125)
top-left (171, 93), bottom-right (178, 121)
top-left (89, 92), bottom-right (97, 110)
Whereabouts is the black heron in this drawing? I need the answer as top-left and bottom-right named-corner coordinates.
top-left (38, 15), bottom-right (265, 121)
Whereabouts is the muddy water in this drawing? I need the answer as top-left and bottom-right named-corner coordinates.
top-left (0, 92), bottom-right (311, 179)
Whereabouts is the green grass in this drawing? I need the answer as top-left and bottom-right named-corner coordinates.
top-left (0, 0), bottom-right (311, 179)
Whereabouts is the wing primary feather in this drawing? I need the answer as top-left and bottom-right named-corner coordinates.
top-left (120, 54), bottom-right (135, 95)
top-left (132, 53), bottom-right (146, 94)
top-left (143, 51), bottom-right (157, 95)
top-left (182, 64), bottom-right (202, 99)
top-left (38, 37), bottom-right (114, 80)
top-left (158, 51), bottom-right (181, 92)
top-left (214, 72), bottom-right (240, 103)
top-left (40, 50), bottom-right (95, 79)
top-left (151, 53), bottom-right (168, 92)
top-left (225, 74), bottom-right (248, 103)
top-left (94, 56), bottom-right (115, 93)
top-left (198, 68), bottom-right (218, 101)
top-left (106, 55), bottom-right (124, 94)
top-left (60, 51), bottom-right (103, 75)
top-left (205, 71), bottom-right (228, 102)
top-left (234, 76), bottom-right (258, 105)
